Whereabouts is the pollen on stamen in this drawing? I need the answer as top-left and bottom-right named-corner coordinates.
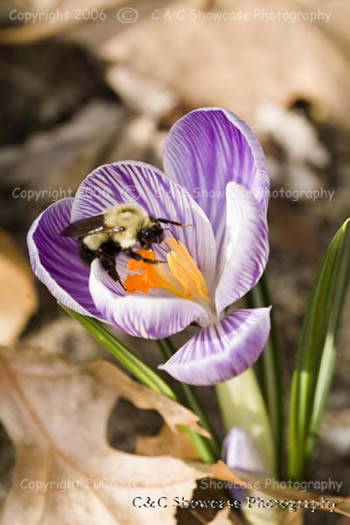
top-left (124, 238), bottom-right (209, 303)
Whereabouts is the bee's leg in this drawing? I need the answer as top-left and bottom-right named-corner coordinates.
top-left (97, 241), bottom-right (126, 288)
top-left (125, 249), bottom-right (165, 265)
top-left (162, 227), bottom-right (180, 244)
top-left (100, 255), bottom-right (126, 289)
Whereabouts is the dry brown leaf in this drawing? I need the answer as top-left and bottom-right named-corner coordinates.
top-left (0, 345), bottom-right (348, 523)
top-left (0, 231), bottom-right (37, 345)
top-left (3, 101), bottom-right (125, 197)
top-left (92, 0), bottom-right (349, 126)
top-left (207, 507), bottom-right (236, 524)
top-left (3, 1), bottom-right (348, 125)
top-left (137, 424), bottom-right (200, 460)
top-left (187, 506), bottom-right (238, 525)
top-left (178, 486), bottom-right (244, 525)
top-left (280, 510), bottom-right (304, 525)
top-left (298, 0), bottom-right (350, 55)
top-left (213, 461), bottom-right (350, 520)
top-left (0, 345), bottom-right (213, 525)
top-left (86, 359), bottom-right (209, 437)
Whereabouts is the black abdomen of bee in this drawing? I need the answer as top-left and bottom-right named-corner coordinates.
top-left (78, 238), bottom-right (97, 266)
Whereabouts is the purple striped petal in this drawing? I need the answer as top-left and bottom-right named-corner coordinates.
top-left (27, 198), bottom-right (102, 318)
top-left (159, 308), bottom-right (271, 386)
top-left (163, 108), bottom-right (270, 251)
top-left (222, 428), bottom-right (266, 474)
top-left (72, 161), bottom-right (217, 289)
top-left (89, 259), bottom-right (209, 338)
top-left (222, 428), bottom-right (266, 500)
top-left (215, 182), bottom-right (269, 314)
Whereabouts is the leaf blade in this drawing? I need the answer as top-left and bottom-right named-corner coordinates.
top-left (288, 218), bottom-right (350, 480)
top-left (247, 275), bottom-right (284, 479)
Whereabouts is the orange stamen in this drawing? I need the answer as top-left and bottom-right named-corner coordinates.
top-left (124, 239), bottom-right (209, 303)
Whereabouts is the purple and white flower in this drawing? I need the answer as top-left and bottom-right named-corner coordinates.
top-left (27, 108), bottom-right (271, 386)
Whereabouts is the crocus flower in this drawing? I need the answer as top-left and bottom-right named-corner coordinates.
top-left (27, 108), bottom-right (271, 386)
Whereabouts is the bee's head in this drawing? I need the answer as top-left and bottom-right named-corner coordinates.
top-left (137, 222), bottom-right (164, 247)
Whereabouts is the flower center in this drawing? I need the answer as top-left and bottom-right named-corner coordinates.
top-left (124, 238), bottom-right (209, 303)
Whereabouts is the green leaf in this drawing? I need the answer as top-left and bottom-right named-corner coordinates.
top-left (288, 218), bottom-right (350, 480)
top-left (247, 275), bottom-right (284, 479)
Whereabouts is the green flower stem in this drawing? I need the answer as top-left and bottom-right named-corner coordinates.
top-left (60, 304), bottom-right (216, 464)
top-left (157, 338), bottom-right (221, 458)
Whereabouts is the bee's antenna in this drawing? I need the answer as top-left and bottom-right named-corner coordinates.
top-left (156, 218), bottom-right (193, 228)
top-left (157, 244), bottom-right (169, 255)
top-left (163, 228), bottom-right (180, 244)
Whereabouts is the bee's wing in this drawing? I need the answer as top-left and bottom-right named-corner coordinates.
top-left (60, 215), bottom-right (123, 238)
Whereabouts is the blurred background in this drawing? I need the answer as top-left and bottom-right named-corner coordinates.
top-left (0, 1), bottom-right (349, 523)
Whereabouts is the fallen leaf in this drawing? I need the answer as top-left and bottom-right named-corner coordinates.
top-left (1, 101), bottom-right (125, 194)
top-left (0, 101), bottom-right (126, 230)
top-left (0, 345), bottom-right (212, 525)
top-left (207, 507), bottom-right (235, 524)
top-left (187, 506), bottom-right (239, 524)
top-left (280, 510), bottom-right (304, 525)
top-left (213, 461), bottom-right (350, 520)
top-left (137, 424), bottom-right (200, 460)
top-left (105, 66), bottom-right (179, 118)
top-left (88, 359), bottom-right (210, 436)
top-left (177, 485), bottom-right (243, 525)
top-left (2, 2), bottom-right (349, 126)
top-left (298, 0), bottom-right (350, 55)
top-left (0, 231), bottom-right (37, 345)
top-left (87, 0), bottom-right (350, 127)
top-left (1, 345), bottom-right (348, 523)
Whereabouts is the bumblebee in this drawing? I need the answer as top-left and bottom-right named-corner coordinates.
top-left (60, 203), bottom-right (184, 285)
